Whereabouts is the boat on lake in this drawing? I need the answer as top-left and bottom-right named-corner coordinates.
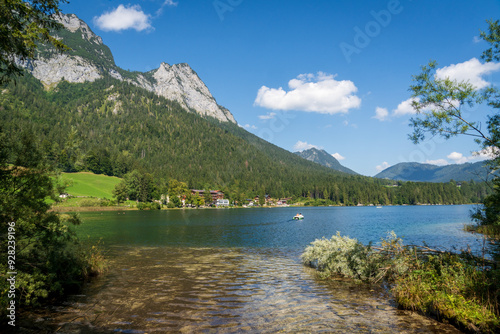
top-left (293, 213), bottom-right (304, 220)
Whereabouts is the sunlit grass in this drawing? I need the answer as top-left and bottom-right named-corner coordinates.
top-left (60, 172), bottom-right (122, 198)
top-left (303, 232), bottom-right (500, 333)
top-left (464, 223), bottom-right (500, 239)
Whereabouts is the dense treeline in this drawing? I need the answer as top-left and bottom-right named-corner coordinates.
top-left (0, 73), bottom-right (491, 204)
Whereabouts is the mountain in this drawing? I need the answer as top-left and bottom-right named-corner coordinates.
top-left (15, 14), bottom-right (235, 123)
top-left (1, 72), bottom-right (381, 200)
top-left (1, 13), bottom-right (491, 205)
top-left (375, 161), bottom-right (495, 183)
top-left (294, 148), bottom-right (358, 175)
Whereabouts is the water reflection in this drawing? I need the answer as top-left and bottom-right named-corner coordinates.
top-left (70, 206), bottom-right (488, 254)
top-left (20, 246), bottom-right (461, 333)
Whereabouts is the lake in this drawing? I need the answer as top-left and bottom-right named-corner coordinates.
top-left (21, 205), bottom-right (486, 333)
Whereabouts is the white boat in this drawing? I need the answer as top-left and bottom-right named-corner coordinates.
top-left (293, 214), bottom-right (304, 220)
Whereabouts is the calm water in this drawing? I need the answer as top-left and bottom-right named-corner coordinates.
top-left (76, 205), bottom-right (486, 253)
top-left (21, 205), bottom-right (484, 333)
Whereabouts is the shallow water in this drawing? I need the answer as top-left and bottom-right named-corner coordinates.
top-left (18, 206), bottom-right (481, 333)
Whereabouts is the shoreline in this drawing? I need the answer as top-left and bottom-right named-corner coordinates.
top-left (50, 206), bottom-right (138, 212)
top-left (45, 203), bottom-right (495, 333)
top-left (50, 202), bottom-right (479, 213)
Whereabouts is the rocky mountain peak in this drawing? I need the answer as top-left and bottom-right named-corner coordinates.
top-left (17, 13), bottom-right (236, 123)
top-left (150, 62), bottom-right (235, 123)
top-left (55, 13), bottom-right (103, 45)
top-left (295, 148), bottom-right (358, 175)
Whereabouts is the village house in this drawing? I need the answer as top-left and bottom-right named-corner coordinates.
top-left (276, 198), bottom-right (292, 206)
top-left (215, 199), bottom-right (230, 207)
top-left (253, 194), bottom-right (273, 205)
top-left (190, 189), bottom-right (225, 202)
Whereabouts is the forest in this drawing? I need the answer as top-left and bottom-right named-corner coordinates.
top-left (0, 73), bottom-right (491, 205)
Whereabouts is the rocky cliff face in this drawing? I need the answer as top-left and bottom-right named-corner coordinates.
top-left (152, 63), bottom-right (235, 123)
top-left (18, 13), bottom-right (236, 123)
top-left (22, 54), bottom-right (102, 86)
top-left (57, 13), bottom-right (104, 44)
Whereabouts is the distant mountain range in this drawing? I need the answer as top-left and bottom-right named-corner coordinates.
top-left (374, 161), bottom-right (495, 183)
top-left (294, 147), bottom-right (495, 183)
top-left (294, 148), bottom-right (358, 175)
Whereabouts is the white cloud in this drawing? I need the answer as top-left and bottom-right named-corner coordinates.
top-left (425, 159), bottom-right (449, 166)
top-left (447, 151), bottom-right (469, 164)
top-left (392, 96), bottom-right (460, 119)
top-left (94, 4), bottom-right (152, 32)
top-left (376, 161), bottom-right (390, 172)
top-left (424, 149), bottom-right (498, 166)
top-left (393, 97), bottom-right (419, 116)
top-left (446, 147), bottom-right (494, 164)
top-left (373, 107), bottom-right (389, 121)
top-left (332, 153), bottom-right (345, 161)
top-left (374, 59), bottom-right (499, 122)
top-left (435, 58), bottom-right (500, 89)
top-left (472, 147), bottom-right (500, 160)
top-left (414, 148), bottom-right (498, 167)
top-left (258, 112), bottom-right (277, 120)
top-left (163, 0), bottom-right (178, 6)
top-left (473, 36), bottom-right (482, 44)
top-left (254, 72), bottom-right (361, 114)
top-left (293, 140), bottom-right (319, 152)
top-left (341, 119), bottom-right (358, 128)
top-left (156, 0), bottom-right (178, 16)
top-left (239, 123), bottom-right (257, 130)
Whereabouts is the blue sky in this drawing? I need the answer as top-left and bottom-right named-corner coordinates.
top-left (61, 0), bottom-right (500, 176)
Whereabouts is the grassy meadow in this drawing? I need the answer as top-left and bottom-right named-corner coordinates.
top-left (51, 172), bottom-right (135, 210)
top-left (60, 172), bottom-right (122, 199)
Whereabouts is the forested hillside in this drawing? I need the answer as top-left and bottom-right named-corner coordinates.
top-left (294, 148), bottom-right (358, 175)
top-left (0, 73), bottom-right (491, 205)
top-left (375, 161), bottom-right (495, 183)
top-left (0, 11), bottom-right (491, 206)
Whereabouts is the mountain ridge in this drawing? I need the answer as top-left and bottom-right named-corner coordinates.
top-left (294, 148), bottom-right (358, 175)
top-left (1, 13), bottom-right (491, 205)
top-left (15, 13), bottom-right (236, 123)
top-left (375, 161), bottom-right (495, 183)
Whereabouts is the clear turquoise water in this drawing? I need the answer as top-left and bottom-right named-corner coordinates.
top-left (31, 206), bottom-right (478, 333)
top-left (76, 205), bottom-right (486, 255)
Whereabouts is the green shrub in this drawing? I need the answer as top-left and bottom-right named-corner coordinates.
top-left (303, 231), bottom-right (500, 333)
top-left (137, 201), bottom-right (161, 210)
top-left (78, 197), bottom-right (112, 207)
top-left (78, 238), bottom-right (108, 278)
top-left (393, 253), bottom-right (500, 333)
top-left (301, 232), bottom-right (381, 281)
top-left (0, 214), bottom-right (107, 315)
